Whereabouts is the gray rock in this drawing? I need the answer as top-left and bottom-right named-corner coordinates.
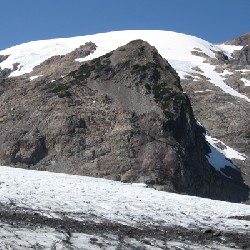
top-left (0, 40), bottom-right (248, 202)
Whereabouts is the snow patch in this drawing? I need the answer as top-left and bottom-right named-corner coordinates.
top-left (30, 75), bottom-right (43, 81)
top-left (205, 135), bottom-right (246, 178)
top-left (215, 44), bottom-right (243, 59)
top-left (199, 64), bottom-right (250, 102)
top-left (241, 78), bottom-right (250, 86)
top-left (219, 69), bottom-right (233, 77)
top-left (194, 89), bottom-right (213, 93)
top-left (236, 69), bottom-right (250, 73)
top-left (206, 135), bottom-right (246, 161)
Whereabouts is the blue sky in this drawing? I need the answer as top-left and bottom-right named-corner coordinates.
top-left (1, 0), bottom-right (249, 50)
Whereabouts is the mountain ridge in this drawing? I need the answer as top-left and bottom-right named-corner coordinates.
top-left (0, 30), bottom-right (249, 202)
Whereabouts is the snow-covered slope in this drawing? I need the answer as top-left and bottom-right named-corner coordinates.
top-left (1, 30), bottom-right (248, 102)
top-left (1, 166), bottom-right (249, 231)
top-left (0, 166), bottom-right (249, 249)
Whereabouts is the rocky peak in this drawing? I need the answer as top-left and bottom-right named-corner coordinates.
top-left (225, 32), bottom-right (250, 46)
top-left (0, 39), bottom-right (248, 202)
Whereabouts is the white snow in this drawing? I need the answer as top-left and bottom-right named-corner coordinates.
top-left (0, 166), bottom-right (250, 234)
top-left (194, 89), bottom-right (213, 93)
top-left (215, 44), bottom-right (243, 59)
top-left (219, 69), bottom-right (233, 77)
top-left (236, 69), bottom-right (250, 73)
top-left (199, 64), bottom-right (250, 102)
top-left (0, 30), bottom-right (220, 78)
top-left (206, 135), bottom-right (246, 161)
top-left (0, 30), bottom-right (249, 102)
top-left (205, 135), bottom-right (247, 177)
top-left (30, 75), bottom-right (43, 81)
top-left (196, 118), bottom-right (246, 176)
top-left (241, 78), bottom-right (250, 86)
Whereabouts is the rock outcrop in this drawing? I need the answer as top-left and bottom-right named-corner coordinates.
top-left (226, 33), bottom-right (250, 65)
top-left (0, 40), bottom-right (248, 202)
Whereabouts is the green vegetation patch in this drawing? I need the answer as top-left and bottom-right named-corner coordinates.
top-left (43, 52), bottom-right (114, 98)
top-left (48, 83), bottom-right (71, 98)
top-left (68, 52), bottom-right (113, 83)
top-left (132, 62), bottom-right (161, 83)
top-left (152, 81), bottom-right (186, 120)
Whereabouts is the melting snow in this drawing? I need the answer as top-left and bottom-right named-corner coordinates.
top-left (196, 120), bottom-right (246, 177)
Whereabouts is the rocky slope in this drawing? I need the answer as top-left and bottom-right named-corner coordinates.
top-left (0, 37), bottom-right (248, 202)
top-left (180, 32), bottom-right (250, 192)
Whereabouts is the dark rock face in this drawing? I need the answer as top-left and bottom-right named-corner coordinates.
top-left (0, 55), bottom-right (20, 78)
top-left (0, 55), bottom-right (9, 63)
top-left (226, 32), bottom-right (250, 46)
top-left (0, 40), bottom-right (248, 202)
top-left (0, 67), bottom-right (12, 78)
top-left (233, 46), bottom-right (250, 65)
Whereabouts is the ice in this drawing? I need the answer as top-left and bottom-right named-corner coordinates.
top-left (0, 30), bottom-right (248, 102)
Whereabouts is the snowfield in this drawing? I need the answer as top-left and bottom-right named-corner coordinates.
top-left (1, 30), bottom-right (249, 102)
top-left (0, 166), bottom-right (249, 249)
top-left (0, 166), bottom-right (250, 231)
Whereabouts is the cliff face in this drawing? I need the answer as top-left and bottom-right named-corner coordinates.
top-left (0, 40), bottom-right (248, 201)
